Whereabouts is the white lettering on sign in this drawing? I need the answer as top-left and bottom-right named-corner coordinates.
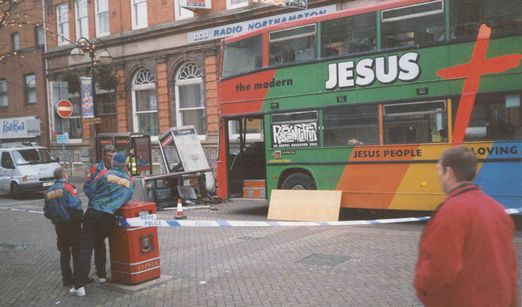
top-left (144, 220), bottom-right (164, 227)
top-left (325, 52), bottom-right (421, 90)
top-left (187, 5), bottom-right (336, 43)
top-left (272, 123), bottom-right (318, 148)
top-left (0, 117), bottom-right (41, 139)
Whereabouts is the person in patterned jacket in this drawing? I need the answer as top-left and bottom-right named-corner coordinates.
top-left (43, 167), bottom-right (83, 287)
top-left (83, 144), bottom-right (115, 201)
top-left (82, 144), bottom-right (115, 283)
top-left (70, 152), bottom-right (134, 297)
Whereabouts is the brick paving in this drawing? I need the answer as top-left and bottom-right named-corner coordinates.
top-left (1, 189), bottom-right (521, 307)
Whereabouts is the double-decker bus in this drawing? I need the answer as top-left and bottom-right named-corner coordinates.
top-left (216, 0), bottom-right (522, 210)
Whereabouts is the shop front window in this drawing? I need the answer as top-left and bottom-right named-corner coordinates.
top-left (51, 81), bottom-right (82, 139)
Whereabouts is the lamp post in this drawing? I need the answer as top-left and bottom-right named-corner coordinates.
top-left (70, 37), bottom-right (112, 162)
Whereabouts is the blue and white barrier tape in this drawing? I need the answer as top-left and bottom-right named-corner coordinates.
top-left (120, 207), bottom-right (522, 228)
top-left (0, 207), bottom-right (44, 215)
top-left (2, 206), bottom-right (522, 227)
top-left (120, 215), bottom-right (431, 228)
top-left (506, 208), bottom-right (522, 215)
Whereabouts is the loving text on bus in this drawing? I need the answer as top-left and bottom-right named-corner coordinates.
top-left (216, 0), bottom-right (522, 210)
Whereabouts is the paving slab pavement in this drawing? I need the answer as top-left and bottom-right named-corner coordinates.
top-left (1, 191), bottom-right (521, 307)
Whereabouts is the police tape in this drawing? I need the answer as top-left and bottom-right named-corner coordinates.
top-left (0, 207), bottom-right (44, 215)
top-left (2, 206), bottom-right (522, 227)
top-left (120, 207), bottom-right (522, 228)
top-left (119, 215), bottom-right (430, 228)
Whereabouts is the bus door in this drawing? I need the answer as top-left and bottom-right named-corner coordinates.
top-left (226, 116), bottom-right (266, 198)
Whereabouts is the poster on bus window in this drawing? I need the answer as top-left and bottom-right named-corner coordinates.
top-left (272, 122), bottom-right (318, 148)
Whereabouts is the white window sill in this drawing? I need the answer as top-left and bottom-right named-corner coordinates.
top-left (132, 24), bottom-right (148, 30)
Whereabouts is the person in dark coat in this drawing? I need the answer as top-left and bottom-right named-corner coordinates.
top-left (415, 146), bottom-right (519, 306)
top-left (43, 167), bottom-right (83, 286)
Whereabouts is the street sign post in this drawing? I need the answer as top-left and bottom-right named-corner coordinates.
top-left (57, 133), bottom-right (69, 164)
top-left (57, 133), bottom-right (69, 144)
top-left (55, 100), bottom-right (74, 119)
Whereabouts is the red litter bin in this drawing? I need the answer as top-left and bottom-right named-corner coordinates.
top-left (109, 201), bottom-right (161, 284)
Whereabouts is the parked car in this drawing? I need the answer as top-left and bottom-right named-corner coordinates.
top-left (0, 144), bottom-right (60, 198)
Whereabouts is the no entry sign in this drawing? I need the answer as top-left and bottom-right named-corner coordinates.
top-left (55, 100), bottom-right (73, 119)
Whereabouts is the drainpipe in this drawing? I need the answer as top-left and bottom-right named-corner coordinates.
top-left (42, 0), bottom-right (52, 149)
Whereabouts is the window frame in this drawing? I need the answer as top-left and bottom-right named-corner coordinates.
top-left (382, 99), bottom-right (448, 145)
top-left (1, 152), bottom-right (15, 169)
top-left (268, 24), bottom-right (317, 67)
top-left (35, 25), bottom-right (45, 47)
top-left (226, 0), bottom-right (248, 10)
top-left (174, 0), bottom-right (194, 20)
top-left (24, 74), bottom-right (37, 105)
top-left (323, 104), bottom-right (380, 147)
top-left (270, 110), bottom-right (319, 149)
top-left (131, 0), bottom-right (148, 30)
top-left (452, 92), bottom-right (522, 142)
top-left (449, 0), bottom-right (522, 42)
top-left (95, 87), bottom-right (117, 116)
top-left (131, 69), bottom-right (159, 137)
top-left (222, 35), bottom-right (263, 79)
top-left (75, 0), bottom-right (89, 39)
top-left (320, 12), bottom-right (377, 59)
top-left (381, 0), bottom-right (444, 23)
top-left (56, 3), bottom-right (70, 46)
top-left (51, 81), bottom-right (82, 142)
top-left (11, 32), bottom-right (20, 52)
top-left (0, 80), bottom-right (8, 107)
top-left (380, 0), bottom-right (445, 49)
top-left (95, 0), bottom-right (110, 37)
top-left (175, 63), bottom-right (206, 138)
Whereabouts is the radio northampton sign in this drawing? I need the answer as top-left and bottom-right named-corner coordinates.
top-left (55, 100), bottom-right (73, 119)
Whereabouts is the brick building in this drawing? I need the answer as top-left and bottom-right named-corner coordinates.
top-left (0, 1), bottom-right (48, 146)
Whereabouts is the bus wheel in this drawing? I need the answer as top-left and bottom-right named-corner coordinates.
top-left (280, 173), bottom-right (316, 190)
top-left (10, 182), bottom-right (20, 199)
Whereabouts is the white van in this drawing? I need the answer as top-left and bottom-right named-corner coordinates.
top-left (0, 144), bottom-right (60, 198)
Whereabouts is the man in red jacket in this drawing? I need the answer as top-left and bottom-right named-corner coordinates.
top-left (415, 146), bottom-right (519, 306)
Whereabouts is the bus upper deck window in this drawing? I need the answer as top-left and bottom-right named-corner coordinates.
top-left (269, 24), bottom-right (316, 66)
top-left (222, 35), bottom-right (263, 78)
top-left (450, 0), bottom-right (522, 40)
top-left (321, 13), bottom-right (376, 58)
top-left (381, 0), bottom-right (445, 48)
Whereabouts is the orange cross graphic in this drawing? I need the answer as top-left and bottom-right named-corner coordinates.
top-left (437, 24), bottom-right (522, 144)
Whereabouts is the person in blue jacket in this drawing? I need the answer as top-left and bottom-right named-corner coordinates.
top-left (70, 152), bottom-right (134, 297)
top-left (43, 167), bottom-right (83, 287)
top-left (83, 144), bottom-right (115, 202)
top-left (82, 144), bottom-right (115, 283)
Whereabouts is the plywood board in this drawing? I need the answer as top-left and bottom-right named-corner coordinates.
top-left (268, 190), bottom-right (342, 222)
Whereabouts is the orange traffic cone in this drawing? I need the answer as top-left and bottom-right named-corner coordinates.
top-left (175, 198), bottom-right (187, 220)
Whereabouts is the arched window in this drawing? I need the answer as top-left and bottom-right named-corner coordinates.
top-left (132, 68), bottom-right (159, 135)
top-left (175, 62), bottom-right (206, 136)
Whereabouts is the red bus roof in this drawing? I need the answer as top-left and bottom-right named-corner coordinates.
top-left (224, 0), bottom-right (434, 44)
